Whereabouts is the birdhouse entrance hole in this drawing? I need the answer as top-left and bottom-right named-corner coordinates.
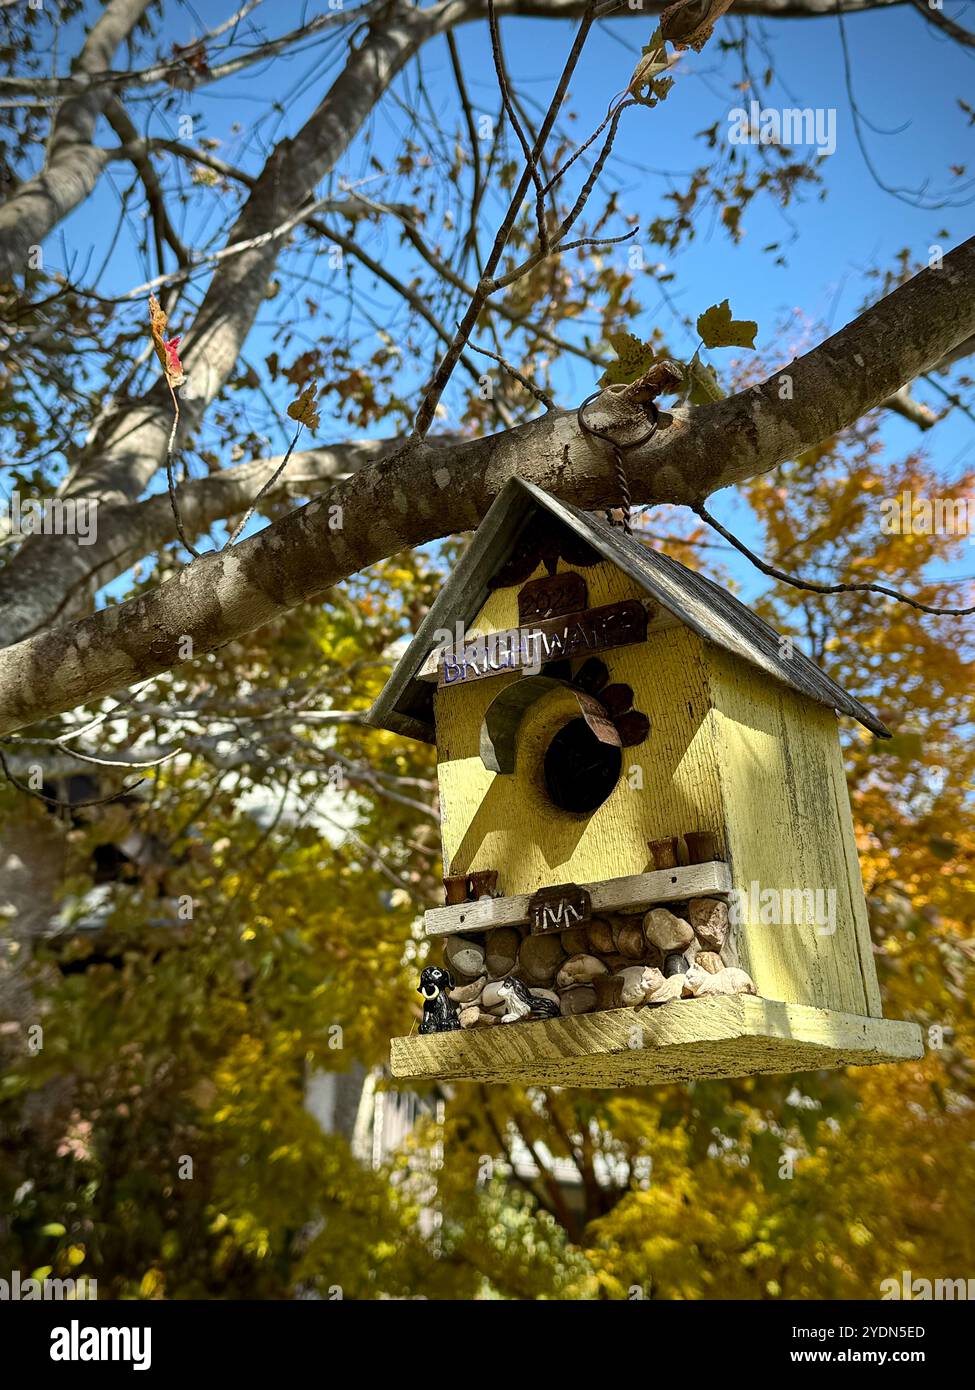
top-left (543, 717), bottom-right (622, 814)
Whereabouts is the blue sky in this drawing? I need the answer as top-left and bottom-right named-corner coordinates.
top-left (25, 0), bottom-right (975, 603)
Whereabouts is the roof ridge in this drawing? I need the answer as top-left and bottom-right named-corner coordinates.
top-left (368, 476), bottom-right (890, 741)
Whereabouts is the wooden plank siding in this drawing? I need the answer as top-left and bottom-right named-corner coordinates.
top-left (706, 645), bottom-right (881, 1016)
top-left (434, 559), bottom-right (728, 896)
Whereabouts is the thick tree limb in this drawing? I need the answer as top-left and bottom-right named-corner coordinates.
top-left (0, 438), bottom-right (433, 641)
top-left (0, 0), bottom-right (153, 281)
top-left (0, 235), bottom-right (972, 736)
top-left (0, 1), bottom-right (448, 645)
top-left (0, 0), bottom-right (931, 643)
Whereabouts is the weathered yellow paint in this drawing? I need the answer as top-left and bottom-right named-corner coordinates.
top-left (705, 646), bottom-right (880, 1015)
top-left (434, 559), bottom-right (726, 895)
top-left (432, 555), bottom-right (883, 1021)
top-left (391, 995), bottom-right (922, 1087)
top-left (824, 721), bottom-right (884, 1016)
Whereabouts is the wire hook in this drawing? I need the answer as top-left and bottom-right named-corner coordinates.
top-left (576, 390), bottom-right (659, 535)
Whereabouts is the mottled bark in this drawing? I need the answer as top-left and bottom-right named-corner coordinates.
top-left (0, 0), bottom-right (152, 280)
top-left (0, 2), bottom-right (446, 646)
top-left (0, 235), bottom-right (972, 737)
top-left (0, 0), bottom-right (933, 649)
top-left (1, 438), bottom-right (447, 641)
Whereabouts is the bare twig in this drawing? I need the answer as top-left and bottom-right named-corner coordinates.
top-left (0, 742), bottom-right (148, 808)
top-left (691, 501), bottom-right (975, 617)
top-left (906, 0), bottom-right (975, 49)
top-left (445, 29), bottom-right (486, 270)
top-left (487, 0), bottom-right (550, 253)
top-left (224, 423), bottom-right (303, 548)
top-left (164, 382), bottom-right (201, 559)
top-left (469, 339), bottom-right (555, 410)
top-left (409, 2), bottom-right (599, 443)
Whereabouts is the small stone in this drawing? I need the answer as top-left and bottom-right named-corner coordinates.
top-left (444, 934), bottom-right (486, 978)
top-left (695, 951), bottom-right (723, 974)
top-left (603, 953), bottom-right (631, 972)
top-left (643, 943), bottom-right (664, 971)
top-left (643, 907), bottom-right (694, 954)
top-left (593, 975), bottom-right (625, 1010)
top-left (485, 927), bottom-right (520, 976)
top-left (645, 973), bottom-right (685, 1003)
top-left (664, 952), bottom-right (690, 977)
top-left (614, 921), bottom-right (646, 959)
top-left (480, 981), bottom-right (508, 1010)
top-left (476, 1011), bottom-right (499, 1026)
top-left (556, 953), bottom-right (609, 989)
top-left (559, 984), bottom-right (596, 1016)
top-left (458, 1005), bottom-right (481, 1029)
top-left (688, 897), bottom-right (729, 952)
top-left (586, 917), bottom-right (616, 954)
top-left (615, 965), bottom-right (664, 1007)
top-left (519, 933), bottom-right (565, 984)
top-left (448, 974), bottom-right (486, 1004)
top-left (560, 927), bottom-right (589, 955)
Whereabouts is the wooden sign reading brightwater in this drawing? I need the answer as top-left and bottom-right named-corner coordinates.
top-left (438, 599), bottom-right (648, 686)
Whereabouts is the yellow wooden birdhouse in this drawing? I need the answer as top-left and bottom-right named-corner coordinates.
top-left (370, 477), bottom-right (922, 1086)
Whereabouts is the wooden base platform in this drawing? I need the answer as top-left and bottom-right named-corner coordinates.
top-left (390, 995), bottom-right (924, 1088)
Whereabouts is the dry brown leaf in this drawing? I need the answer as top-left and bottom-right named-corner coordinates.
top-left (148, 293), bottom-right (185, 389)
top-left (287, 384), bottom-right (321, 431)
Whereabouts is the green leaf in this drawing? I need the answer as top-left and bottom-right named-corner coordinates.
top-left (598, 332), bottom-right (657, 387)
top-left (696, 299), bottom-right (758, 349)
top-left (684, 353), bottom-right (726, 404)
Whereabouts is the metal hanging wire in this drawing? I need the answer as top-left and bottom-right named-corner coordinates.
top-left (576, 391), bottom-right (659, 536)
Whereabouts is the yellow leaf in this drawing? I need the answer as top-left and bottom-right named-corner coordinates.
top-left (696, 298), bottom-right (758, 349)
top-left (287, 384), bottom-right (321, 431)
top-left (599, 332), bottom-right (657, 386)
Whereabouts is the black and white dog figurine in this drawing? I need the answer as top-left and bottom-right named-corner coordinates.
top-left (496, 977), bottom-right (560, 1024)
top-left (417, 965), bottom-right (462, 1034)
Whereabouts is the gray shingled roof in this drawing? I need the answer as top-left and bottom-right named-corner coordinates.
top-left (367, 475), bottom-right (889, 742)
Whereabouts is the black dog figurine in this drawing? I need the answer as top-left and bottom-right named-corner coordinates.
top-left (418, 965), bottom-right (462, 1034)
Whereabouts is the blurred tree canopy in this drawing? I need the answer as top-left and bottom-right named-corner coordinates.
top-left (1, 0), bottom-right (973, 1299)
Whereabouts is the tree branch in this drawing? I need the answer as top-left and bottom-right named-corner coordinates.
top-left (0, 1), bottom-right (452, 642)
top-left (0, 235), bottom-right (973, 735)
top-left (0, 0), bottom-right (153, 280)
top-left (1, 437), bottom-right (436, 642)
